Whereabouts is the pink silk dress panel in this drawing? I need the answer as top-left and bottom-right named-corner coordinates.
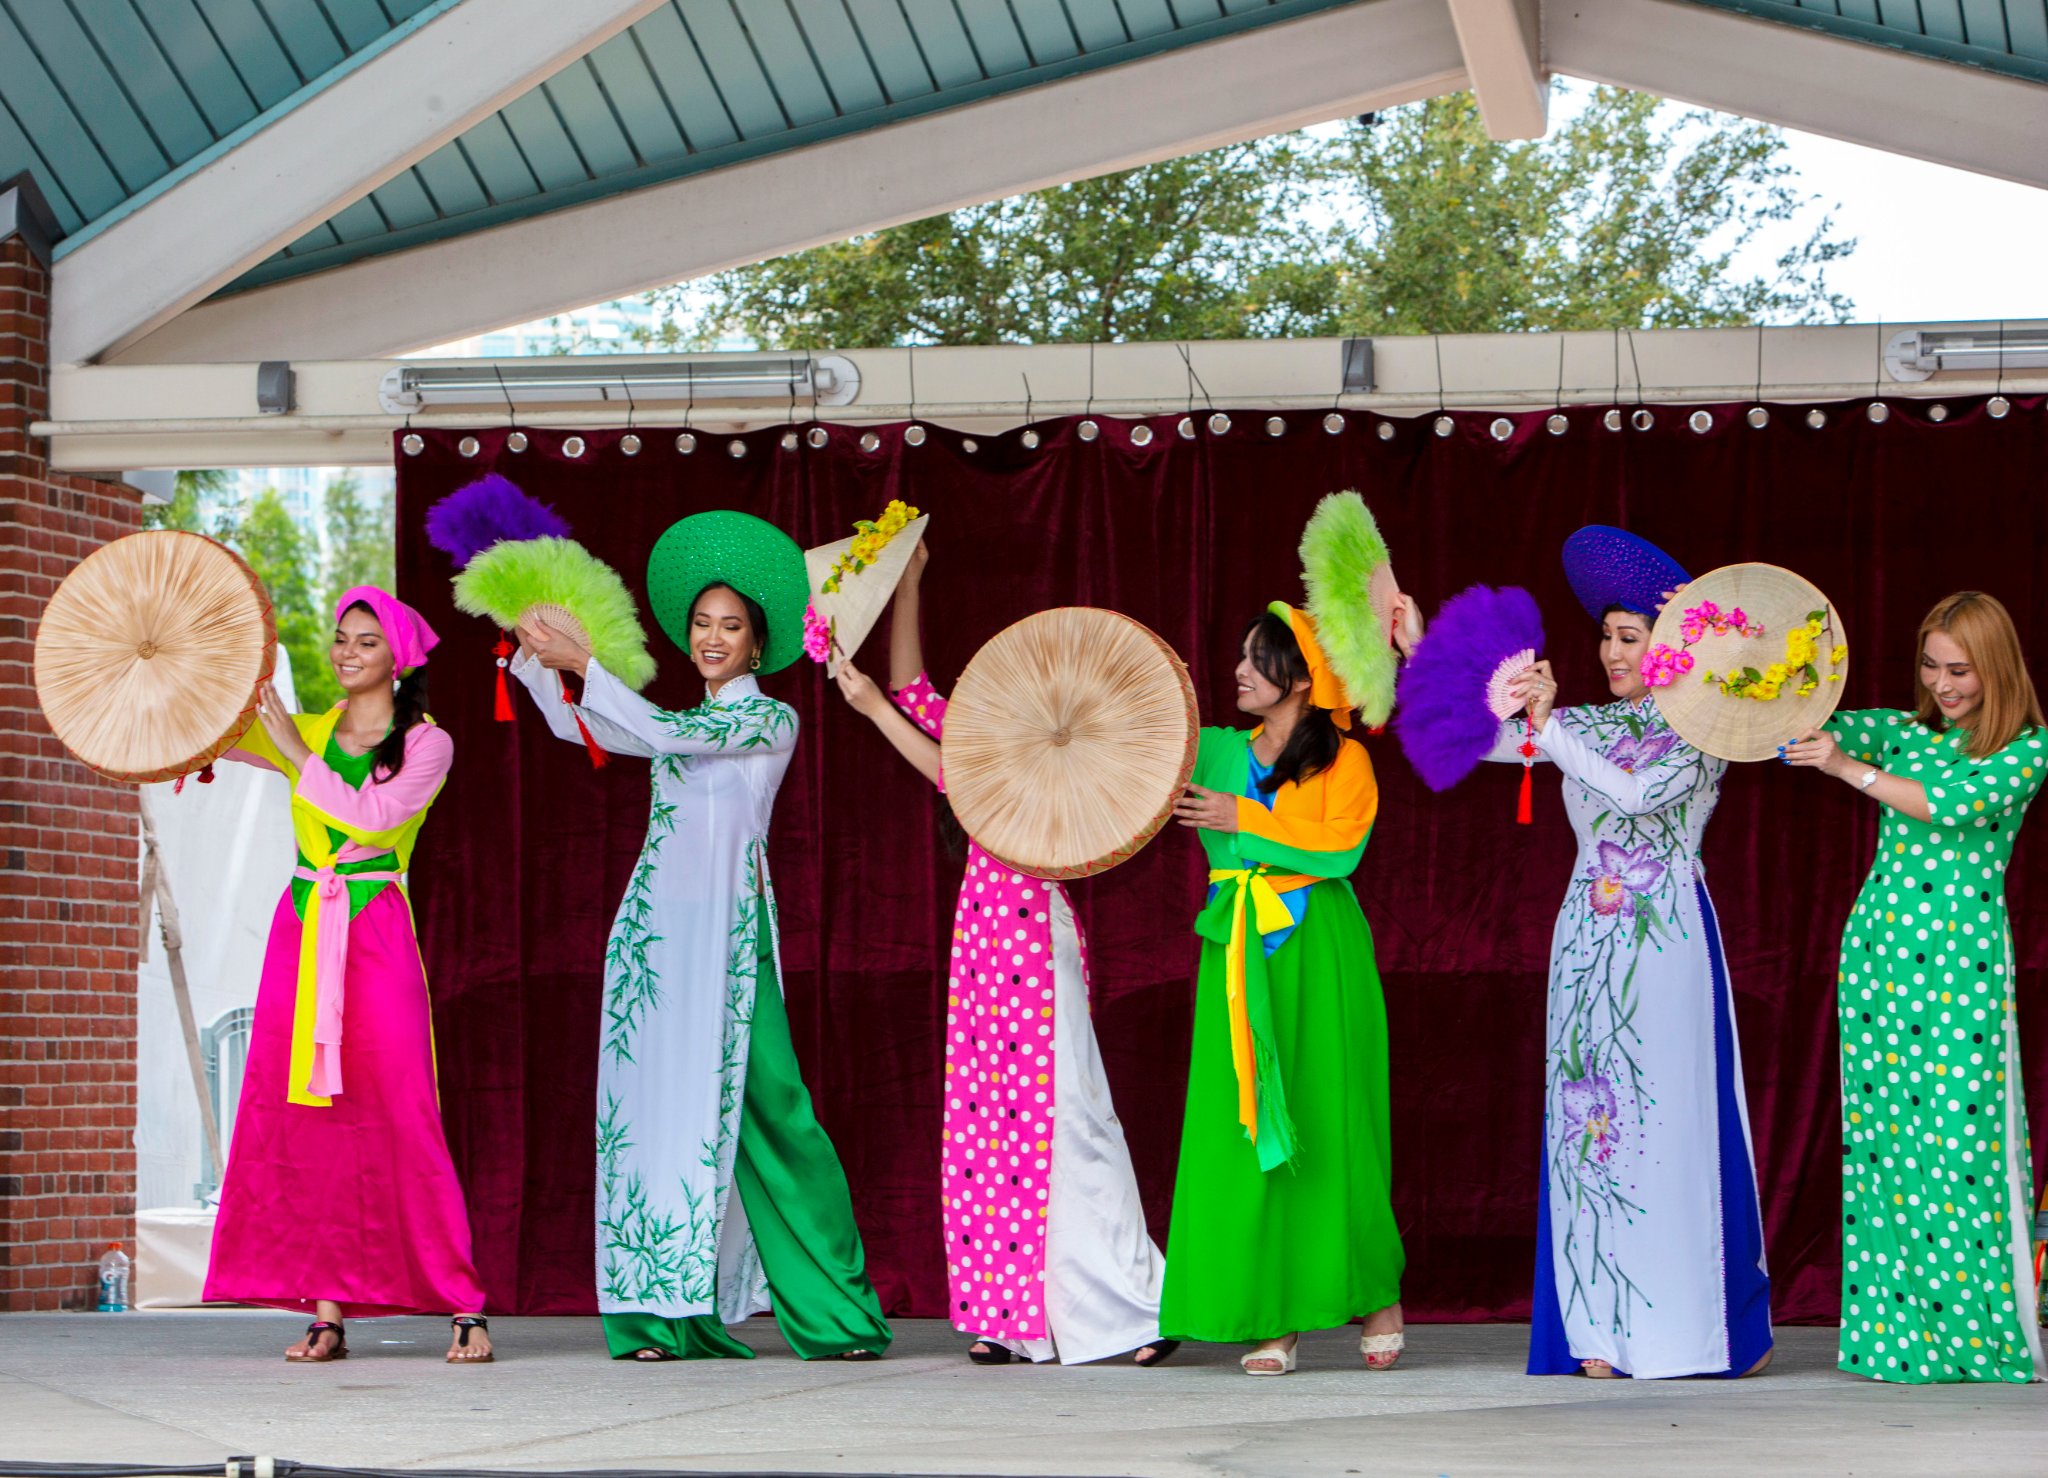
top-left (204, 723), bottom-right (486, 1317)
top-left (895, 672), bottom-right (1061, 1344)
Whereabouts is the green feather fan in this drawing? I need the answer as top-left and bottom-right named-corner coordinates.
top-left (1299, 490), bottom-right (1397, 727)
top-left (453, 536), bottom-right (657, 691)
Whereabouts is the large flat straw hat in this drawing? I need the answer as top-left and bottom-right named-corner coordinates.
top-left (805, 514), bottom-right (929, 676)
top-left (1649, 562), bottom-right (1847, 762)
top-left (941, 607), bottom-right (1199, 881)
top-left (35, 530), bottom-right (277, 782)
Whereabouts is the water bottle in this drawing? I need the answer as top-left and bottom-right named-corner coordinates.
top-left (96, 1244), bottom-right (130, 1312)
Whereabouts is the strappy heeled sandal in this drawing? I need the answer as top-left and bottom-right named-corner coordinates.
top-left (1133, 1339), bottom-right (1181, 1368)
top-left (1360, 1330), bottom-right (1405, 1371)
top-left (967, 1341), bottom-right (1014, 1365)
top-left (285, 1320), bottom-right (346, 1363)
top-left (1240, 1336), bottom-right (1297, 1376)
top-left (447, 1315), bottom-right (493, 1364)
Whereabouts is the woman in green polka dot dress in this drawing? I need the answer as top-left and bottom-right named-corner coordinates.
top-left (1787, 591), bottom-right (2047, 1383)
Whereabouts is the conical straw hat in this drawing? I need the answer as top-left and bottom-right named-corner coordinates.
top-left (804, 515), bottom-right (929, 676)
top-left (941, 607), bottom-right (1199, 881)
top-left (1648, 562), bottom-right (1847, 763)
top-left (34, 530), bottom-right (277, 783)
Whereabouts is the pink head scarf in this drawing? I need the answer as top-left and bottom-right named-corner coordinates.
top-left (334, 586), bottom-right (439, 674)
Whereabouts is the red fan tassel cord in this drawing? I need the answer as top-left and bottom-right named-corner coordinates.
top-left (563, 677), bottom-right (607, 769)
top-left (493, 633), bottom-right (515, 722)
top-left (1516, 717), bottom-right (1537, 825)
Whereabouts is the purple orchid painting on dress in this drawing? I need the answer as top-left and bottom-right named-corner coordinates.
top-left (1603, 727), bottom-right (1679, 774)
top-left (1562, 1070), bottom-right (1621, 1163)
top-left (1586, 840), bottom-right (1665, 917)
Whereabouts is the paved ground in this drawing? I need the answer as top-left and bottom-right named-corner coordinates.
top-left (2, 1315), bottom-right (2044, 1476)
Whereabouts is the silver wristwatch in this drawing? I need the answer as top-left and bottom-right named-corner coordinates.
top-left (1857, 767), bottom-right (1881, 791)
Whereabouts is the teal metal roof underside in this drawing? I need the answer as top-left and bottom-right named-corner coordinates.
top-left (1681, 1), bottom-right (2048, 86)
top-left (223, 0), bottom-right (1366, 294)
top-left (4, 0), bottom-right (2045, 306)
top-left (0, 0), bottom-right (442, 239)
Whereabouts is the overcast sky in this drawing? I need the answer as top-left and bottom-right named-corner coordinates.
top-left (1735, 124), bottom-right (2048, 324)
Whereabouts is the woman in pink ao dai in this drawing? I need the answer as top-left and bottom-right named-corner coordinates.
top-left (833, 541), bottom-right (1173, 1366)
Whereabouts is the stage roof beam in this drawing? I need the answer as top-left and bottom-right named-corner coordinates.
top-left (1446, 0), bottom-right (1549, 139)
top-left (108, 0), bottom-right (1468, 365)
top-left (1552, 0), bottom-right (2048, 190)
top-left (48, 0), bottom-right (667, 368)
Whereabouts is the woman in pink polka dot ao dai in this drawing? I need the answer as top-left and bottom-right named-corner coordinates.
top-left (832, 540), bottom-right (1173, 1366)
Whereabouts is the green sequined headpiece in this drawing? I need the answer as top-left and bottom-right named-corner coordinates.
top-left (646, 511), bottom-right (812, 675)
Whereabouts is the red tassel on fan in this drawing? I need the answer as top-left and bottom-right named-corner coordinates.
top-left (1516, 719), bottom-right (1537, 825)
top-left (197, 763), bottom-right (216, 784)
top-left (561, 675), bottom-right (607, 768)
top-left (493, 632), bottom-right (515, 722)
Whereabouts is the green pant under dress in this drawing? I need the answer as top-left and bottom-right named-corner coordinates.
top-left (1160, 880), bottom-right (1405, 1342)
top-left (603, 970), bottom-right (892, 1360)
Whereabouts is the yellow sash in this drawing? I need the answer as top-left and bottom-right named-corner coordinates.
top-left (1207, 867), bottom-right (1314, 1148)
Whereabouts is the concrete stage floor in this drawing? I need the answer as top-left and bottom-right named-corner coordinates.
top-left (2, 1315), bottom-right (2043, 1476)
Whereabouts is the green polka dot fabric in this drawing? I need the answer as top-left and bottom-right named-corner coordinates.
top-left (1825, 709), bottom-right (2047, 1383)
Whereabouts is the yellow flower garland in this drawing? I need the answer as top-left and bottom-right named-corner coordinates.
top-left (1700, 609), bottom-right (1847, 701)
top-left (821, 499), bottom-right (921, 594)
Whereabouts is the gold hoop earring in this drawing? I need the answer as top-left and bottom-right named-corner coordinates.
top-left (749, 655), bottom-right (762, 671)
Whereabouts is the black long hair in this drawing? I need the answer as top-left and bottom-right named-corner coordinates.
top-left (693, 581), bottom-right (769, 663)
top-left (342, 599), bottom-right (429, 781)
top-left (1244, 610), bottom-right (1344, 793)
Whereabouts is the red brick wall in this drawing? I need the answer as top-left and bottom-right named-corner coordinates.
top-left (0, 232), bottom-right (145, 1310)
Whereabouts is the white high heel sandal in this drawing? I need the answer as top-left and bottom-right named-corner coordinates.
top-left (1240, 1336), bottom-right (1298, 1376)
top-left (1360, 1330), bottom-right (1405, 1371)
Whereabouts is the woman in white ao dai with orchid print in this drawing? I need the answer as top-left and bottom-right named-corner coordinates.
top-left (1488, 527), bottom-right (1773, 1381)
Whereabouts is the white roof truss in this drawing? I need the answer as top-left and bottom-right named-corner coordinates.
top-left (48, 0), bottom-right (668, 368)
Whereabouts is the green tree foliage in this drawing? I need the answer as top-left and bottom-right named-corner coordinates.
top-left (215, 490), bottom-right (340, 712)
top-left (702, 138), bottom-right (1329, 348)
top-left (1327, 90), bottom-right (1852, 333)
top-left (140, 469), bottom-right (232, 532)
top-left (148, 471), bottom-right (395, 713)
top-left (321, 471), bottom-right (396, 614)
top-left (671, 87), bottom-right (1849, 350)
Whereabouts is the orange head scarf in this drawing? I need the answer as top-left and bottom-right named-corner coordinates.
top-left (1268, 600), bottom-right (1353, 730)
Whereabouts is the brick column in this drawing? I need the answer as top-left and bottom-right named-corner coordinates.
top-left (1, 179), bottom-right (145, 1310)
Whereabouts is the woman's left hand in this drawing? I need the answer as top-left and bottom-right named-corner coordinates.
top-left (1783, 728), bottom-right (1845, 775)
top-left (256, 682), bottom-right (312, 769)
top-left (833, 659), bottom-right (888, 717)
top-left (1173, 783), bottom-right (1238, 832)
top-left (519, 618), bottom-right (589, 677)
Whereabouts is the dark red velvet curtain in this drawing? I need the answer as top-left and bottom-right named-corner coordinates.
top-left (395, 394), bottom-right (2048, 1323)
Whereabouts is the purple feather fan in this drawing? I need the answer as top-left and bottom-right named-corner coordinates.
top-left (1394, 585), bottom-right (1545, 792)
top-left (425, 473), bottom-right (571, 568)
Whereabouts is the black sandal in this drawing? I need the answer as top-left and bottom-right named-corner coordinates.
top-left (286, 1320), bottom-right (346, 1363)
top-left (447, 1315), bottom-right (493, 1364)
top-left (630, 1347), bottom-right (677, 1362)
top-left (832, 1348), bottom-right (884, 1361)
top-left (1132, 1339), bottom-right (1181, 1368)
top-left (967, 1341), bottom-right (1014, 1366)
